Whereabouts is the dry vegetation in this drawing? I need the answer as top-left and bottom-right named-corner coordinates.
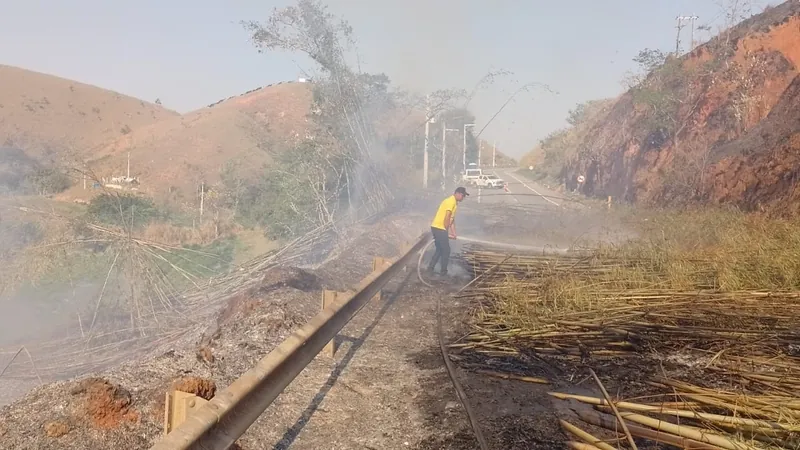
top-left (0, 64), bottom-right (177, 161)
top-left (456, 208), bottom-right (800, 449)
top-left (519, 98), bottom-right (615, 184)
top-left (84, 81), bottom-right (315, 201)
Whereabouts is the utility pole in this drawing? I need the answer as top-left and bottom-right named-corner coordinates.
top-left (442, 122), bottom-right (459, 191)
top-left (423, 96), bottom-right (431, 189)
top-left (478, 141), bottom-right (482, 167)
top-left (423, 119), bottom-right (430, 189)
top-left (675, 15), bottom-right (697, 54)
top-left (199, 183), bottom-right (205, 217)
top-left (126, 151), bottom-right (131, 179)
top-left (441, 121), bottom-right (446, 191)
top-left (462, 126), bottom-right (466, 173)
top-left (463, 123), bottom-right (475, 173)
top-left (492, 142), bottom-right (497, 168)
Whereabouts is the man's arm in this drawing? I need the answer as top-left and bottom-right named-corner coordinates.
top-left (443, 211), bottom-right (452, 230)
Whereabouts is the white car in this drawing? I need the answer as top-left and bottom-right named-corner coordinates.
top-left (461, 168), bottom-right (483, 186)
top-left (476, 174), bottom-right (505, 189)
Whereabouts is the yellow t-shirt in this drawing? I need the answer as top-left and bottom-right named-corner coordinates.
top-left (431, 195), bottom-right (458, 230)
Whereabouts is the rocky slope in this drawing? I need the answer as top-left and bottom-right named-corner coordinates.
top-left (558, 1), bottom-right (800, 214)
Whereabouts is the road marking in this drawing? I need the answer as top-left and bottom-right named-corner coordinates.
top-left (506, 172), bottom-right (561, 206)
top-left (503, 185), bottom-right (520, 203)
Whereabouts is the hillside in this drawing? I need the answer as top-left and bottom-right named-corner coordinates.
top-left (86, 81), bottom-right (314, 200)
top-left (549, 1), bottom-right (800, 213)
top-left (520, 98), bottom-right (615, 181)
top-left (0, 65), bottom-right (177, 162)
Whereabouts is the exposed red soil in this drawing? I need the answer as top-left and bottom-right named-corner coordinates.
top-left (70, 377), bottom-right (139, 430)
top-left (170, 377), bottom-right (217, 401)
top-left (564, 1), bottom-right (800, 214)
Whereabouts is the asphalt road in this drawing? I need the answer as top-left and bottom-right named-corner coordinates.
top-left (447, 168), bottom-right (577, 251)
top-left (452, 168), bottom-right (633, 251)
top-left (468, 168), bottom-right (563, 208)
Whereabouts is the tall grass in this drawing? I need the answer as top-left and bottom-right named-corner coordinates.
top-left (618, 208), bottom-right (800, 291)
top-left (479, 208), bottom-right (800, 332)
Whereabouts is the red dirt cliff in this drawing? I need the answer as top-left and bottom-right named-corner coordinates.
top-left (564, 1), bottom-right (800, 214)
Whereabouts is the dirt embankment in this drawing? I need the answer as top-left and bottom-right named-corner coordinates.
top-left (563, 1), bottom-right (800, 214)
top-left (0, 210), bottom-right (428, 450)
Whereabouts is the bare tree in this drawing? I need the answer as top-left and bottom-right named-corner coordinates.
top-left (244, 0), bottom-right (405, 222)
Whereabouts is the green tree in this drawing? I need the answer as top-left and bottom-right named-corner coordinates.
top-left (243, 0), bottom-right (396, 219)
top-left (87, 193), bottom-right (159, 229)
top-left (26, 167), bottom-right (71, 196)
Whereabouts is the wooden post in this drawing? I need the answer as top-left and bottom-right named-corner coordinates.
top-left (321, 289), bottom-right (339, 357)
top-left (371, 257), bottom-right (393, 302)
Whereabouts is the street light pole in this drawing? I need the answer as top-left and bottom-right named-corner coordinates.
top-left (423, 117), bottom-right (430, 189)
top-left (463, 123), bottom-right (475, 173)
top-left (442, 121), bottom-right (459, 191)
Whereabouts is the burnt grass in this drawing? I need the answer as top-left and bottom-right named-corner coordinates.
top-left (0, 197), bottom-right (654, 449)
top-left (409, 268), bottom-right (698, 450)
top-left (408, 343), bottom-right (692, 450)
top-left (409, 346), bottom-right (565, 450)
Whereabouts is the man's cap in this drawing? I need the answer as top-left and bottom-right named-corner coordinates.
top-left (454, 187), bottom-right (470, 196)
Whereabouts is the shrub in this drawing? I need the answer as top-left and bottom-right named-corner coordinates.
top-left (87, 193), bottom-right (160, 229)
top-left (26, 167), bottom-right (72, 195)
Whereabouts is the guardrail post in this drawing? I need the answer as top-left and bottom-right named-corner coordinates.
top-left (371, 256), bottom-right (393, 302)
top-left (164, 390), bottom-right (209, 435)
top-left (321, 289), bottom-right (340, 357)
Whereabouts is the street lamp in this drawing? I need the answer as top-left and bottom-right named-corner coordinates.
top-left (463, 123), bottom-right (475, 173)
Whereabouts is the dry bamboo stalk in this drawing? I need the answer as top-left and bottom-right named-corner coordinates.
top-left (550, 392), bottom-right (799, 432)
top-left (476, 370), bottom-right (549, 384)
top-left (589, 369), bottom-right (638, 450)
top-left (559, 420), bottom-right (617, 450)
top-left (614, 411), bottom-right (758, 450)
top-left (681, 393), bottom-right (800, 421)
top-left (575, 409), bottom-right (725, 450)
top-left (566, 441), bottom-right (603, 450)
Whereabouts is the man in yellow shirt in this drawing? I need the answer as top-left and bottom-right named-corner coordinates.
top-left (427, 186), bottom-right (469, 276)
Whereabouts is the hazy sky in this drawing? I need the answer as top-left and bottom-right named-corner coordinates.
top-left (0, 0), bottom-right (772, 156)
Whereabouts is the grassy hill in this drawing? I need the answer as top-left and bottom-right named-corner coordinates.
top-left (0, 64), bottom-right (177, 161)
top-left (85, 81), bottom-right (314, 201)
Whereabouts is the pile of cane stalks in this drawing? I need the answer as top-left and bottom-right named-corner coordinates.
top-left (455, 242), bottom-right (800, 450)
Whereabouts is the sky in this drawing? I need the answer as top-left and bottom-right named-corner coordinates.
top-left (0, 0), bottom-right (773, 157)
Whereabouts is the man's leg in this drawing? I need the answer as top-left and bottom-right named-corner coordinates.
top-left (439, 233), bottom-right (451, 275)
top-left (427, 228), bottom-right (442, 272)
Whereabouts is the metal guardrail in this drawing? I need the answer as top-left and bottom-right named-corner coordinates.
top-left (150, 233), bottom-right (432, 450)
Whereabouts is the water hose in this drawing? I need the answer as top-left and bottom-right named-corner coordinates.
top-left (416, 238), bottom-right (490, 450)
